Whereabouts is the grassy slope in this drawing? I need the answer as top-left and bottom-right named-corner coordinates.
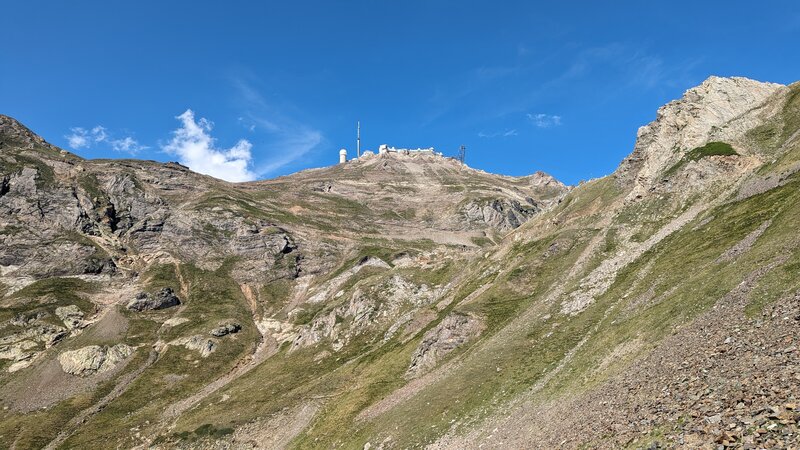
top-left (59, 261), bottom-right (259, 448)
top-left (302, 174), bottom-right (800, 449)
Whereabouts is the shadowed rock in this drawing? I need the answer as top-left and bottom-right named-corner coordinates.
top-left (126, 287), bottom-right (181, 312)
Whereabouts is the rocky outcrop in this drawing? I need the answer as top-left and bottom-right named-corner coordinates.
top-left (173, 335), bottom-right (217, 357)
top-left (406, 313), bottom-right (484, 378)
top-left (463, 198), bottom-right (540, 231)
top-left (305, 256), bottom-right (391, 304)
top-left (615, 76), bottom-right (784, 196)
top-left (291, 275), bottom-right (442, 351)
top-left (0, 115), bottom-right (58, 151)
top-left (0, 318), bottom-right (69, 372)
top-left (58, 344), bottom-right (134, 376)
top-left (0, 340), bottom-right (38, 372)
top-left (126, 288), bottom-right (181, 311)
top-left (55, 305), bottom-right (86, 331)
top-left (210, 322), bottom-right (241, 337)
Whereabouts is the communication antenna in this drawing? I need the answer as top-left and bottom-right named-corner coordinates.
top-left (357, 121), bottom-right (361, 158)
top-left (458, 145), bottom-right (466, 165)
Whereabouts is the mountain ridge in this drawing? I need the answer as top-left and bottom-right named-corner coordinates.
top-left (1, 76), bottom-right (800, 449)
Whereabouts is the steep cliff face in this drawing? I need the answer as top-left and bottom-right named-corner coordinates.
top-left (615, 76), bottom-right (785, 197)
top-left (1, 77), bottom-right (800, 450)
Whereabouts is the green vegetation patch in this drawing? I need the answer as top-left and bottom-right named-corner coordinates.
top-left (551, 176), bottom-right (622, 226)
top-left (326, 245), bottom-right (398, 281)
top-left (543, 173), bottom-right (800, 401)
top-left (77, 173), bottom-right (107, 202)
top-left (258, 278), bottom-right (292, 317)
top-left (0, 154), bottom-right (57, 188)
top-left (664, 142), bottom-right (739, 178)
top-left (685, 141), bottom-right (738, 160)
top-left (5, 277), bottom-right (97, 311)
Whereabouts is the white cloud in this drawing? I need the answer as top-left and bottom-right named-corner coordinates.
top-left (91, 126), bottom-right (108, 142)
top-left (162, 109), bottom-right (256, 183)
top-left (66, 127), bottom-right (90, 149)
top-left (111, 137), bottom-right (141, 153)
top-left (527, 113), bottom-right (562, 128)
top-left (65, 125), bottom-right (147, 154)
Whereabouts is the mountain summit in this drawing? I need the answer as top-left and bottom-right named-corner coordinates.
top-left (1, 76), bottom-right (800, 449)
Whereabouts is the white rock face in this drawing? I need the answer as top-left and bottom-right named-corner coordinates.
top-left (58, 344), bottom-right (134, 376)
top-left (55, 304), bottom-right (86, 331)
top-left (616, 76), bottom-right (784, 197)
top-left (257, 318), bottom-right (297, 344)
top-left (291, 275), bottom-right (443, 351)
top-left (305, 256), bottom-right (391, 304)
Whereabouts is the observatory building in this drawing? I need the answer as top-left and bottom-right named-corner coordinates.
top-left (337, 144), bottom-right (444, 163)
top-left (337, 123), bottom-right (457, 164)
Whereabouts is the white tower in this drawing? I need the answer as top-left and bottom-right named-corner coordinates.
top-left (339, 148), bottom-right (347, 164)
top-left (357, 121), bottom-right (361, 158)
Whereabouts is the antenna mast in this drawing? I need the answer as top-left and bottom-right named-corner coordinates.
top-left (357, 121), bottom-right (361, 158)
top-left (459, 145), bottom-right (466, 165)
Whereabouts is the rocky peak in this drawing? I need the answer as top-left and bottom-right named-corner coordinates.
top-left (615, 76), bottom-right (784, 196)
top-left (0, 114), bottom-right (57, 152)
top-left (522, 170), bottom-right (567, 189)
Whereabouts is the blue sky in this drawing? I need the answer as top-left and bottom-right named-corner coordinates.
top-left (2, 1), bottom-right (799, 184)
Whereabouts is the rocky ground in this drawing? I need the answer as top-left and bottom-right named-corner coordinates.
top-left (434, 262), bottom-right (800, 449)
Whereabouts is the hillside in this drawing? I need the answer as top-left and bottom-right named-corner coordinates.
top-left (1, 75), bottom-right (799, 449)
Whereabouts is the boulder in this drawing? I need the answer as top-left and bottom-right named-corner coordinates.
top-left (58, 344), bottom-right (134, 376)
top-left (126, 287), bottom-right (181, 311)
top-left (210, 322), bottom-right (242, 337)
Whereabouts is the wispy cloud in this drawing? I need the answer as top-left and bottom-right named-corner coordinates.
top-left (426, 42), bottom-right (702, 127)
top-left (230, 75), bottom-right (324, 176)
top-left (162, 109), bottom-right (256, 183)
top-left (478, 129), bottom-right (518, 138)
top-left (422, 64), bottom-right (521, 126)
top-left (527, 113), bottom-right (562, 128)
top-left (65, 125), bottom-right (147, 154)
